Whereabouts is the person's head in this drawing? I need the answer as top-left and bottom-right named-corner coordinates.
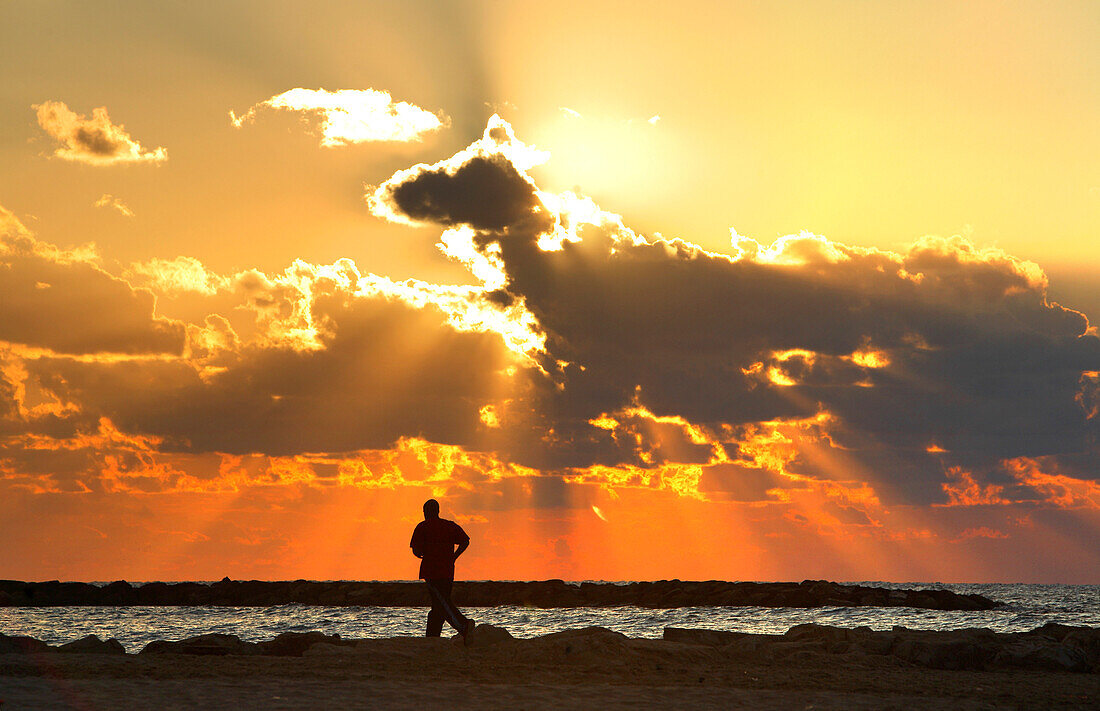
top-left (423, 499), bottom-right (440, 519)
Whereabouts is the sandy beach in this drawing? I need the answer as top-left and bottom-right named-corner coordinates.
top-left (2, 626), bottom-right (1097, 710)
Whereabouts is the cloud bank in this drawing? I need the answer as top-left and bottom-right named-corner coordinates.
top-left (367, 117), bottom-right (1100, 502)
top-left (2, 117), bottom-right (1098, 581)
top-left (230, 88), bottom-right (447, 146)
top-left (34, 101), bottom-right (167, 165)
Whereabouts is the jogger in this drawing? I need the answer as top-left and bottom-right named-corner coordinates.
top-left (410, 499), bottom-right (475, 639)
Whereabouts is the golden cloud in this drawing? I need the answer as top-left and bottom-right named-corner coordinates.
top-left (3, 117), bottom-right (1098, 546)
top-left (34, 101), bottom-right (167, 165)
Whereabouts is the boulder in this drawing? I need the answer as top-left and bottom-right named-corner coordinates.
top-left (663, 627), bottom-right (744, 646)
top-left (994, 640), bottom-right (1090, 673)
top-left (0, 633), bottom-right (51, 654)
top-left (257, 631), bottom-right (348, 656)
top-left (58, 635), bottom-right (126, 654)
top-left (100, 581), bottom-right (136, 605)
top-left (507, 626), bottom-right (632, 665)
top-left (303, 643), bottom-right (357, 656)
top-left (1060, 628), bottom-right (1100, 672)
top-left (140, 633), bottom-right (255, 656)
top-left (453, 623), bottom-right (513, 648)
top-left (859, 631), bottom-right (899, 656)
top-left (891, 633), bottom-right (996, 671)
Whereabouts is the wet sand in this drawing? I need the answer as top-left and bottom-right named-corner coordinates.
top-left (1, 629), bottom-right (1095, 710)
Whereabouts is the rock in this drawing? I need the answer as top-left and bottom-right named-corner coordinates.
top-left (453, 623), bottom-right (513, 648)
top-left (57, 635), bottom-right (126, 654)
top-left (303, 643), bottom-right (357, 656)
top-left (994, 640), bottom-right (1089, 673)
top-left (859, 632), bottom-right (898, 656)
top-left (727, 635), bottom-right (773, 654)
top-left (0, 579), bottom-right (1001, 610)
top-left (1032, 622), bottom-right (1079, 642)
top-left (257, 631), bottom-right (347, 656)
top-left (100, 580), bottom-right (136, 605)
top-left (140, 633), bottom-right (255, 656)
top-left (908, 593), bottom-right (938, 609)
top-left (784, 623), bottom-right (852, 644)
top-left (660, 623), bottom-right (1100, 674)
top-left (1060, 627), bottom-right (1100, 672)
top-left (663, 627), bottom-right (744, 646)
top-left (0, 633), bottom-right (52, 654)
top-left (346, 589), bottom-right (375, 605)
top-left (772, 624), bottom-right (864, 656)
top-left (891, 633), bottom-right (996, 671)
top-left (514, 627), bottom-right (631, 664)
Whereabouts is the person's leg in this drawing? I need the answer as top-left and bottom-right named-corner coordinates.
top-left (425, 579), bottom-right (469, 633)
top-left (425, 581), bottom-right (444, 637)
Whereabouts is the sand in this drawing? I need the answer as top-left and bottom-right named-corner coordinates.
top-left (1, 629), bottom-right (1096, 710)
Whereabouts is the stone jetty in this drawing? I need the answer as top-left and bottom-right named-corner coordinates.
top-left (0, 579), bottom-right (999, 610)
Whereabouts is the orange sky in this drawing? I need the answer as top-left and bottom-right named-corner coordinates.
top-left (1, 1), bottom-right (1098, 583)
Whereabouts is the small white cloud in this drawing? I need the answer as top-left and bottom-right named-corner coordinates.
top-left (94, 194), bottom-right (134, 217)
top-left (559, 107), bottom-right (582, 119)
top-left (33, 101), bottom-right (167, 165)
top-left (647, 115), bottom-right (661, 125)
top-left (230, 88), bottom-right (447, 147)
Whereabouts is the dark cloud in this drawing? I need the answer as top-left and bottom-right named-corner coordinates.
top-left (369, 115), bottom-right (552, 233)
top-left (385, 153), bottom-right (543, 231)
top-left (371, 122), bottom-right (1100, 501)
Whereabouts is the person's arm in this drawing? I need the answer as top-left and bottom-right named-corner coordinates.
top-left (453, 522), bottom-right (470, 561)
top-left (410, 527), bottom-right (423, 559)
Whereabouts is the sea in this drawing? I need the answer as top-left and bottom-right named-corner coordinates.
top-left (2, 582), bottom-right (1097, 654)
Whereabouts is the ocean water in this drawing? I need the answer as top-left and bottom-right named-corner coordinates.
top-left (2, 582), bottom-right (1097, 654)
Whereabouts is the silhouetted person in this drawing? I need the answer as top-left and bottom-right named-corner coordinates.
top-left (410, 499), bottom-right (475, 640)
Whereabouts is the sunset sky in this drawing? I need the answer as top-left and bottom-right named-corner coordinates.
top-left (2, 0), bottom-right (1098, 584)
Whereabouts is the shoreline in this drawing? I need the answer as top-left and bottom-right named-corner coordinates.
top-left (3, 621), bottom-right (1097, 672)
top-left (1, 624), bottom-right (1096, 710)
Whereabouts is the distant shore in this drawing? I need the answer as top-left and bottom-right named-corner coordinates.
top-left (1, 623), bottom-right (1096, 710)
top-left (0, 579), bottom-right (1000, 611)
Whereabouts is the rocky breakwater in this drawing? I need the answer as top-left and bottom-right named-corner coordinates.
top-left (0, 579), bottom-right (1000, 610)
top-left (664, 622), bottom-right (1100, 673)
top-left (2, 623), bottom-right (1096, 674)
top-left (0, 631), bottom-right (350, 657)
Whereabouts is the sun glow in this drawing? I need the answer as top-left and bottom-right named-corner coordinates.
top-left (849, 349), bottom-right (890, 369)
